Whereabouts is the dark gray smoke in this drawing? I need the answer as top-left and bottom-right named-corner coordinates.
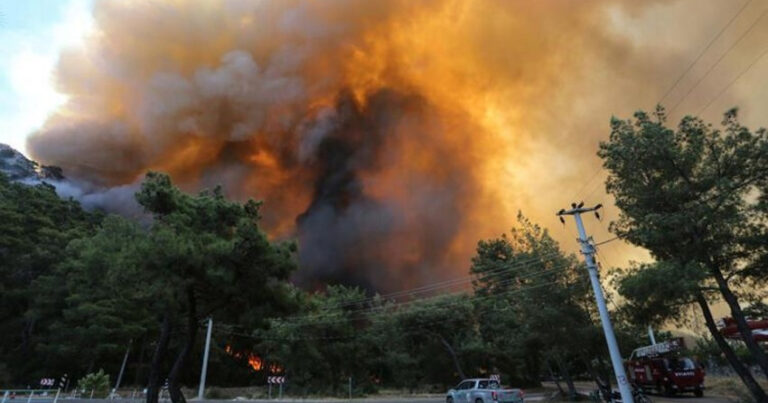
top-left (294, 89), bottom-right (471, 290)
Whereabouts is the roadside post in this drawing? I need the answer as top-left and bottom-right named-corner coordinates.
top-left (268, 377), bottom-right (285, 400)
top-left (59, 374), bottom-right (68, 394)
top-left (113, 342), bottom-right (131, 399)
top-left (648, 326), bottom-right (657, 345)
top-left (557, 203), bottom-right (634, 403)
top-left (197, 318), bottom-right (213, 400)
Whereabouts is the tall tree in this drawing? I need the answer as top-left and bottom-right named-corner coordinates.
top-left (0, 172), bottom-right (99, 383)
top-left (256, 286), bottom-right (381, 396)
top-left (600, 107), bottom-right (768, 401)
top-left (256, 288), bottom-right (480, 394)
top-left (388, 293), bottom-right (480, 386)
top-left (30, 216), bottom-right (154, 382)
top-left (470, 214), bottom-right (598, 398)
top-left (134, 172), bottom-right (297, 403)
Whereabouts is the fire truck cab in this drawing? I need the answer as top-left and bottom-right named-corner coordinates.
top-left (626, 338), bottom-right (705, 397)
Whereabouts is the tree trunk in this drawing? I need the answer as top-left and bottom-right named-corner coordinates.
top-left (582, 355), bottom-right (607, 391)
top-left (437, 334), bottom-right (466, 380)
top-left (134, 336), bottom-right (147, 387)
top-left (524, 353), bottom-right (542, 387)
top-left (555, 355), bottom-right (577, 401)
top-left (597, 355), bottom-right (611, 390)
top-left (168, 289), bottom-right (197, 403)
top-left (545, 359), bottom-right (565, 395)
top-left (147, 312), bottom-right (172, 403)
top-left (711, 265), bottom-right (768, 378)
top-left (696, 292), bottom-right (766, 401)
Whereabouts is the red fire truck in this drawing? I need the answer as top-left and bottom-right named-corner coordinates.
top-left (626, 338), bottom-right (705, 397)
top-left (718, 317), bottom-right (768, 342)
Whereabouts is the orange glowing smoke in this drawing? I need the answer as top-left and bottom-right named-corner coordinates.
top-left (28, 0), bottom-right (734, 287)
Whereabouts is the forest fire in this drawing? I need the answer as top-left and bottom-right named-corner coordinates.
top-left (25, 0), bottom-right (674, 290)
top-left (248, 355), bottom-right (263, 372)
top-left (225, 345), bottom-right (263, 372)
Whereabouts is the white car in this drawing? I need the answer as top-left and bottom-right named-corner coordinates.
top-left (446, 378), bottom-right (524, 403)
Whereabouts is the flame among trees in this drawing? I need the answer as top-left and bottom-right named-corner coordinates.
top-left (224, 346), bottom-right (263, 372)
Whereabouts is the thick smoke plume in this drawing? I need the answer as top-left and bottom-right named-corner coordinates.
top-left (27, 0), bottom-right (768, 290)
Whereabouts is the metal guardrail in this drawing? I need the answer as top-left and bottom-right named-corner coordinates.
top-left (0, 389), bottom-right (144, 403)
top-left (1, 389), bottom-right (61, 403)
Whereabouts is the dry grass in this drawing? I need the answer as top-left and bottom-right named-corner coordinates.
top-left (704, 375), bottom-right (768, 403)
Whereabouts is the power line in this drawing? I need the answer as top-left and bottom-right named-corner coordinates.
top-left (566, 2), bottom-right (758, 214)
top-left (697, 43), bottom-right (768, 114)
top-left (582, 172), bottom-right (607, 202)
top-left (658, 0), bottom-right (754, 105)
top-left (669, 9), bottom-right (768, 114)
top-left (213, 275), bottom-right (591, 342)
top-left (570, 166), bottom-right (604, 203)
top-left (225, 262), bottom-right (581, 330)
top-left (280, 250), bottom-right (567, 317)
top-left (594, 249), bottom-right (623, 314)
top-left (594, 237), bottom-right (619, 247)
top-left (276, 263), bottom-right (576, 325)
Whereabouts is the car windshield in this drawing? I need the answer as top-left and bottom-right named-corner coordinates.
top-left (458, 381), bottom-right (474, 390)
top-left (477, 380), bottom-right (500, 389)
top-left (667, 358), bottom-right (696, 370)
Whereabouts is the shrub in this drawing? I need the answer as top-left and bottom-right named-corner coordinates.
top-left (78, 369), bottom-right (110, 397)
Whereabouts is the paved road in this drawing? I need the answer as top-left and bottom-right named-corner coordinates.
top-left (51, 394), bottom-right (549, 403)
top-left (541, 381), bottom-right (734, 403)
top-left (652, 394), bottom-right (732, 403)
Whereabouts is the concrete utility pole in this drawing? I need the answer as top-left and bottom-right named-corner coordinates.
top-left (557, 203), bottom-right (634, 403)
top-left (112, 341), bottom-right (131, 399)
top-left (197, 318), bottom-right (213, 400)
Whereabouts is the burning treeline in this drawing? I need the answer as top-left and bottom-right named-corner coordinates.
top-left (27, 0), bottom-right (721, 290)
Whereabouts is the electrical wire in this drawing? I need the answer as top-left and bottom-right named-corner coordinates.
top-left (275, 262), bottom-right (576, 325)
top-left (213, 274), bottom-right (591, 342)
top-left (564, 1), bottom-right (760, 217)
top-left (218, 264), bottom-right (580, 330)
top-left (279, 250), bottom-right (568, 318)
top-left (593, 237), bottom-right (619, 247)
top-left (697, 43), bottom-right (768, 114)
top-left (658, 0), bottom-right (754, 105)
top-left (668, 9), bottom-right (768, 114)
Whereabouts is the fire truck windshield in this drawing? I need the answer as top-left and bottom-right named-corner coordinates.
top-left (666, 358), bottom-right (696, 371)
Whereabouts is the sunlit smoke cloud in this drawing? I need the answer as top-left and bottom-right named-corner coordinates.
top-left (26, 0), bottom-right (768, 290)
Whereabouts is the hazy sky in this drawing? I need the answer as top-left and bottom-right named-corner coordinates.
top-left (2, 1), bottom-right (767, 156)
top-left (0, 0), bottom-right (93, 153)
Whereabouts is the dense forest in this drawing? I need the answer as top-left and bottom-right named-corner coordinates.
top-left (1, 108), bottom-right (767, 401)
top-left (0, 170), bottom-right (633, 398)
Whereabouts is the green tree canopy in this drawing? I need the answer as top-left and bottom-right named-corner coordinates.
top-left (470, 214), bottom-right (599, 396)
top-left (0, 172), bottom-right (100, 383)
top-left (133, 172), bottom-right (298, 403)
top-left (600, 107), bottom-right (768, 401)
